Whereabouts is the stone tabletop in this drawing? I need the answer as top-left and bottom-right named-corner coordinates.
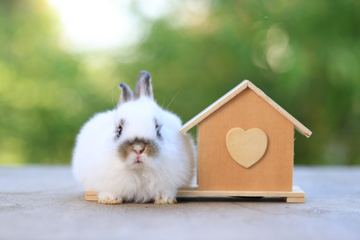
top-left (0, 166), bottom-right (359, 240)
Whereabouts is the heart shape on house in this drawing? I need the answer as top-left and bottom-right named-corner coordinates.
top-left (226, 128), bottom-right (268, 168)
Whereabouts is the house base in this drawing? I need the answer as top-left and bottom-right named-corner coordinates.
top-left (85, 186), bottom-right (305, 203)
top-left (177, 185), bottom-right (305, 203)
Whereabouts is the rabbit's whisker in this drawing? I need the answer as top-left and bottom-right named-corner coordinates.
top-left (165, 92), bottom-right (179, 110)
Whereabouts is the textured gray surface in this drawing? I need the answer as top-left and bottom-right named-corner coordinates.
top-left (0, 166), bottom-right (359, 240)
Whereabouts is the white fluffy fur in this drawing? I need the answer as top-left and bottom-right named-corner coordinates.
top-left (72, 96), bottom-right (195, 203)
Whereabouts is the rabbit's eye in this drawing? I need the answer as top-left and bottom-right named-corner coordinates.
top-left (117, 126), bottom-right (123, 137)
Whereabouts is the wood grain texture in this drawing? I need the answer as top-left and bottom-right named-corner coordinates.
top-left (226, 127), bottom-right (268, 168)
top-left (180, 80), bottom-right (312, 138)
top-left (198, 88), bottom-right (294, 191)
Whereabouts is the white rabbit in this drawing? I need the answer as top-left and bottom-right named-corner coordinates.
top-left (72, 71), bottom-right (196, 204)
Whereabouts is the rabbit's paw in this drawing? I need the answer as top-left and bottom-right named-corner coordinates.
top-left (166, 198), bottom-right (177, 204)
top-left (154, 197), bottom-right (177, 204)
top-left (98, 197), bottom-right (122, 205)
top-left (154, 198), bottom-right (165, 204)
top-left (98, 192), bottom-right (122, 205)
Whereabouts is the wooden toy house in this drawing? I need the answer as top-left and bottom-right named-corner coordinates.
top-left (176, 80), bottom-right (312, 202)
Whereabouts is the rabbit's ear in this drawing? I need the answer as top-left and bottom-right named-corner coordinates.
top-left (117, 83), bottom-right (134, 107)
top-left (134, 71), bottom-right (153, 100)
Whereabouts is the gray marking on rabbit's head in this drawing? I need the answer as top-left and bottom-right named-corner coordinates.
top-left (134, 71), bottom-right (153, 100)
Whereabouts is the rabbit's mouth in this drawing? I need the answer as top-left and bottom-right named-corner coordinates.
top-left (130, 157), bottom-right (146, 167)
top-left (132, 152), bottom-right (146, 164)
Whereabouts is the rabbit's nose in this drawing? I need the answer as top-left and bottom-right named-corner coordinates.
top-left (133, 149), bottom-right (144, 155)
top-left (132, 145), bottom-right (145, 155)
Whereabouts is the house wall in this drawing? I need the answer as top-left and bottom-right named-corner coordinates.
top-left (198, 88), bottom-right (294, 191)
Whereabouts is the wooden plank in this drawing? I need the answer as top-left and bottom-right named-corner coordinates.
top-left (177, 186), bottom-right (305, 198)
top-left (286, 197), bottom-right (306, 203)
top-left (85, 186), bottom-right (305, 202)
top-left (198, 88), bottom-right (294, 191)
top-left (85, 195), bottom-right (98, 201)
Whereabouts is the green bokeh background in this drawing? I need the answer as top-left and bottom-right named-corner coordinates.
top-left (1, 0), bottom-right (359, 165)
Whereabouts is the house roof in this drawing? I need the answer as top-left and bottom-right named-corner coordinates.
top-left (180, 80), bottom-right (312, 138)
